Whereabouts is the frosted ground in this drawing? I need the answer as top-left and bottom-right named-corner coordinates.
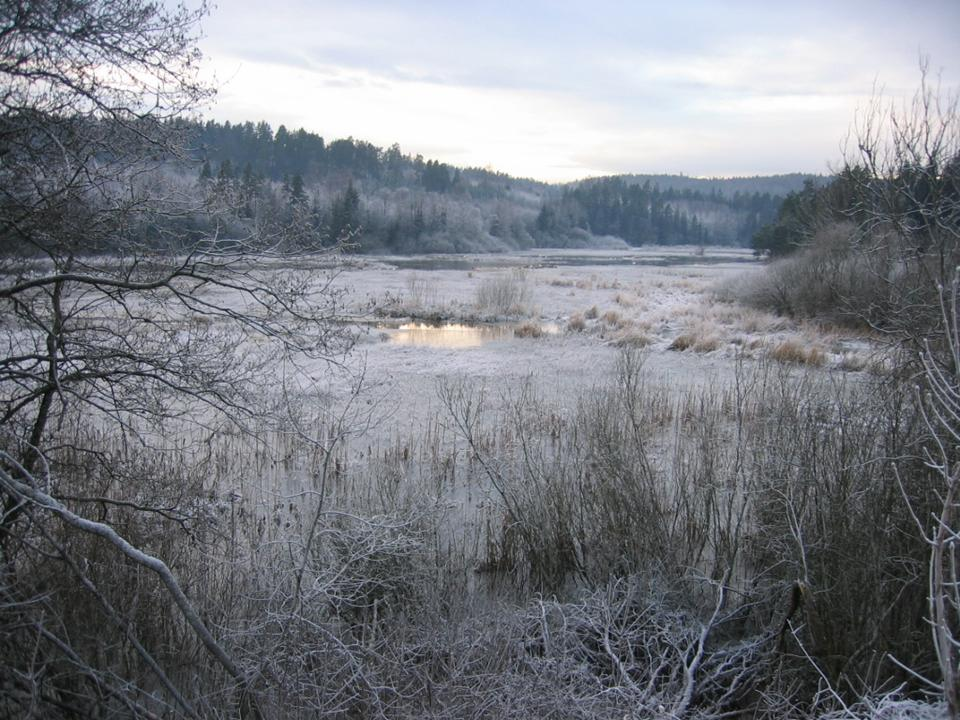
top-left (316, 246), bottom-right (883, 457)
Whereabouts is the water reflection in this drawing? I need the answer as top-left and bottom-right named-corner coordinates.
top-left (389, 322), bottom-right (512, 348)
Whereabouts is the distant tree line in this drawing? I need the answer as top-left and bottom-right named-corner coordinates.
top-left (0, 116), bottom-right (809, 256)
top-left (187, 119), bottom-right (804, 250)
top-left (619, 172), bottom-right (824, 197)
top-left (536, 176), bottom-right (784, 246)
top-left (181, 119), bottom-right (468, 195)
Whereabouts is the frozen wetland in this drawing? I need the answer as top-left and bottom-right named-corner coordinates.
top-left (312, 246), bottom-right (883, 458)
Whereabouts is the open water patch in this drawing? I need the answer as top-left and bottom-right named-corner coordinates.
top-left (383, 250), bottom-right (757, 272)
top-left (379, 321), bottom-right (559, 348)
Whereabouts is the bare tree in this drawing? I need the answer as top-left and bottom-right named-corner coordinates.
top-left (841, 60), bottom-right (960, 343)
top-left (0, 2), bottom-right (353, 716)
top-left (906, 274), bottom-right (960, 718)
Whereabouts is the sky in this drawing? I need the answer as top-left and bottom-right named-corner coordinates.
top-left (196, 0), bottom-right (960, 183)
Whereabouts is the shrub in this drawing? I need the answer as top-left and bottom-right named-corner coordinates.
top-left (475, 268), bottom-right (532, 315)
top-left (441, 351), bottom-right (938, 709)
top-left (405, 272), bottom-right (438, 310)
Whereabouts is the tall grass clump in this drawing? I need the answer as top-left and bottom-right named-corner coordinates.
top-left (474, 268), bottom-right (532, 316)
top-left (404, 272), bottom-right (439, 311)
top-left (439, 349), bottom-right (939, 714)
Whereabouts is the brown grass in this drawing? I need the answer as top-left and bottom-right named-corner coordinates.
top-left (668, 334), bottom-right (695, 352)
top-left (566, 314), bottom-right (586, 332)
top-left (614, 331), bottom-right (652, 349)
top-left (514, 322), bottom-right (544, 339)
top-left (601, 310), bottom-right (621, 326)
top-left (669, 331), bottom-right (721, 353)
top-left (769, 340), bottom-right (825, 366)
top-left (838, 353), bottom-right (868, 372)
top-left (693, 336), bottom-right (721, 352)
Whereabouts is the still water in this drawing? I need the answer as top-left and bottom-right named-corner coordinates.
top-left (384, 322), bottom-right (558, 348)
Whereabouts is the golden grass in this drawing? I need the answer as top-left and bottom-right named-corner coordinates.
top-left (693, 336), bottom-right (721, 352)
top-left (566, 314), bottom-right (586, 332)
top-left (514, 322), bottom-right (544, 339)
top-left (668, 334), bottom-right (696, 351)
top-left (601, 310), bottom-right (621, 326)
top-left (768, 340), bottom-right (826, 366)
top-left (669, 330), bottom-right (721, 353)
top-left (614, 331), bottom-right (652, 348)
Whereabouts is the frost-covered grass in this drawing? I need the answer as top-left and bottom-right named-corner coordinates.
top-left (39, 338), bottom-right (929, 717)
top-left (474, 268), bottom-right (533, 316)
top-left (14, 248), bottom-right (928, 718)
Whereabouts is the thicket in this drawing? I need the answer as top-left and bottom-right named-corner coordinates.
top-left (734, 64), bottom-right (960, 717)
top-left (744, 68), bottom-right (959, 349)
top-left (1, 328), bottom-right (946, 719)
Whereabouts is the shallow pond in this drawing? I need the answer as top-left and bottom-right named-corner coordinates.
top-left (381, 321), bottom-right (559, 348)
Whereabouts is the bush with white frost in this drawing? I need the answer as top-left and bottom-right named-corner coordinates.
top-left (474, 268), bottom-right (533, 316)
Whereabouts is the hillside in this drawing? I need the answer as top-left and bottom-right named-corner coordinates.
top-left (179, 119), bottom-right (820, 253)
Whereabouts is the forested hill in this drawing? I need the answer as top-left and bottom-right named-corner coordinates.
top-left (178, 119), bottom-right (823, 252)
top-left (615, 173), bottom-right (822, 197)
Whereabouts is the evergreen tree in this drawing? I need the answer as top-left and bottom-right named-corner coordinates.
top-left (328, 183), bottom-right (361, 243)
top-left (288, 173), bottom-right (306, 207)
top-left (240, 163), bottom-right (258, 218)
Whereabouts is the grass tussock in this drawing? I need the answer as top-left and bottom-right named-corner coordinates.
top-left (613, 330), bottom-right (653, 348)
top-left (600, 309), bottom-right (622, 327)
top-left (566, 313), bottom-right (586, 332)
top-left (769, 339), bottom-right (826, 366)
top-left (838, 352), bottom-right (869, 372)
top-left (514, 321), bottom-right (544, 338)
top-left (405, 272), bottom-right (439, 310)
top-left (669, 330), bottom-right (722, 353)
top-left (669, 333), bottom-right (696, 351)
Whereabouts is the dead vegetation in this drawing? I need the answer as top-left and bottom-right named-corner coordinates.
top-left (769, 339), bottom-right (827, 366)
top-left (475, 269), bottom-right (533, 316)
top-left (514, 321), bottom-right (544, 338)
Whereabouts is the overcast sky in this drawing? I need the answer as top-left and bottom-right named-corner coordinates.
top-left (197, 1), bottom-right (960, 183)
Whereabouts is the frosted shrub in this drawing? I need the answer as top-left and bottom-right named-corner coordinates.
top-left (474, 268), bottom-right (532, 315)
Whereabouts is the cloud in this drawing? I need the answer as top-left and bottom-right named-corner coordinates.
top-left (198, 0), bottom-right (960, 181)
